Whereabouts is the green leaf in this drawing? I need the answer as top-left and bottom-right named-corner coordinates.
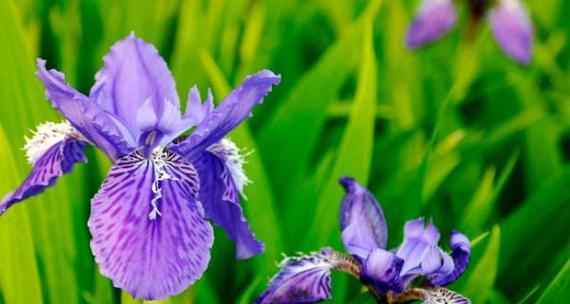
top-left (537, 258), bottom-right (570, 304)
top-left (0, 126), bottom-right (43, 304)
top-left (258, 0), bottom-right (381, 199)
top-left (459, 225), bottom-right (501, 303)
top-left (306, 15), bottom-right (377, 247)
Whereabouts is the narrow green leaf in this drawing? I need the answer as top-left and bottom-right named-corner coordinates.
top-left (0, 126), bottom-right (43, 304)
top-left (258, 0), bottom-right (381, 199)
top-left (307, 16), bottom-right (377, 247)
top-left (459, 225), bottom-right (501, 303)
top-left (537, 258), bottom-right (570, 304)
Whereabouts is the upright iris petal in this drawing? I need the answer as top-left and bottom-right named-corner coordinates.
top-left (90, 33), bottom-right (183, 147)
top-left (339, 177), bottom-right (388, 260)
top-left (406, 0), bottom-right (458, 49)
top-left (488, 0), bottom-right (534, 64)
top-left (1, 33), bottom-right (280, 300)
top-left (170, 70), bottom-right (281, 160)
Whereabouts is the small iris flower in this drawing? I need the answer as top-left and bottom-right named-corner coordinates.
top-left (406, 0), bottom-right (534, 64)
top-left (257, 177), bottom-right (471, 304)
top-left (0, 33), bottom-right (280, 300)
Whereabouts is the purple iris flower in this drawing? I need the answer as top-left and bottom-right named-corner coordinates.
top-left (257, 177), bottom-right (471, 304)
top-left (406, 0), bottom-right (534, 65)
top-left (0, 33), bottom-right (280, 300)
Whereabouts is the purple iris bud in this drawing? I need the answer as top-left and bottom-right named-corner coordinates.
top-left (406, 0), bottom-right (458, 49)
top-left (488, 0), bottom-right (534, 64)
top-left (339, 177), bottom-right (388, 260)
top-left (0, 33), bottom-right (280, 300)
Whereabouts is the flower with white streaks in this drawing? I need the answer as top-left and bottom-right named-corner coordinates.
top-left (0, 33), bottom-right (280, 300)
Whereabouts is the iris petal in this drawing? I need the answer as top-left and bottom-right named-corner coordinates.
top-left (429, 231), bottom-right (471, 286)
top-left (171, 70), bottom-right (280, 160)
top-left (1, 136), bottom-right (87, 215)
top-left (88, 150), bottom-right (213, 300)
top-left (90, 33), bottom-right (182, 139)
top-left (406, 0), bottom-right (457, 49)
top-left (360, 248), bottom-right (404, 293)
top-left (396, 218), bottom-right (441, 274)
top-left (256, 248), bottom-right (341, 304)
top-left (36, 59), bottom-right (134, 159)
top-left (191, 140), bottom-right (262, 259)
top-left (339, 177), bottom-right (388, 260)
top-left (489, 0), bottom-right (533, 64)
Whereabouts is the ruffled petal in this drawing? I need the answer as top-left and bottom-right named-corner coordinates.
top-left (489, 0), bottom-right (533, 64)
top-left (360, 248), bottom-right (404, 293)
top-left (396, 218), bottom-right (441, 274)
top-left (256, 248), bottom-right (342, 304)
top-left (406, 0), bottom-right (457, 49)
top-left (339, 177), bottom-right (388, 260)
top-left (1, 125), bottom-right (87, 215)
top-left (429, 231), bottom-right (471, 286)
top-left (36, 59), bottom-right (134, 159)
top-left (89, 33), bottom-right (182, 140)
top-left (170, 70), bottom-right (280, 160)
top-left (423, 287), bottom-right (471, 304)
top-left (88, 150), bottom-right (213, 300)
top-left (191, 139), bottom-right (262, 259)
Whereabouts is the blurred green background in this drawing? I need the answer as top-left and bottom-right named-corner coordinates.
top-left (0, 0), bottom-right (569, 303)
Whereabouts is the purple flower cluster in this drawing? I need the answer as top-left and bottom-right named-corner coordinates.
top-left (406, 0), bottom-right (534, 64)
top-left (257, 177), bottom-right (471, 304)
top-left (0, 33), bottom-right (280, 300)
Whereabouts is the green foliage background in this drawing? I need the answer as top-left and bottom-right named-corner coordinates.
top-left (0, 0), bottom-right (569, 303)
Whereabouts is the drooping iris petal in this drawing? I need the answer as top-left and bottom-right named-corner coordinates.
top-left (191, 139), bottom-right (262, 259)
top-left (488, 0), bottom-right (533, 64)
top-left (396, 218), bottom-right (441, 274)
top-left (89, 33), bottom-right (182, 140)
top-left (170, 70), bottom-right (281, 160)
top-left (1, 131), bottom-right (87, 215)
top-left (430, 231), bottom-right (471, 286)
top-left (406, 0), bottom-right (457, 49)
top-left (36, 60), bottom-right (134, 159)
top-left (339, 177), bottom-right (388, 260)
top-left (423, 287), bottom-right (471, 304)
top-left (256, 248), bottom-right (342, 304)
top-left (88, 151), bottom-right (213, 300)
top-left (360, 248), bottom-right (404, 293)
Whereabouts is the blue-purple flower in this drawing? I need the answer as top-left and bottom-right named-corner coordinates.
top-left (257, 177), bottom-right (471, 304)
top-left (0, 33), bottom-right (280, 300)
top-left (406, 0), bottom-right (534, 64)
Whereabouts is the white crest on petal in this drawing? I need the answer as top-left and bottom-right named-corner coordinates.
top-left (207, 138), bottom-right (251, 198)
top-left (422, 287), bottom-right (471, 304)
top-left (24, 121), bottom-right (85, 164)
top-left (149, 147), bottom-right (179, 220)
